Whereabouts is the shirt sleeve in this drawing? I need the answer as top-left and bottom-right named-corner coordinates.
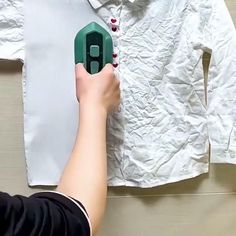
top-left (0, 0), bottom-right (24, 60)
top-left (0, 191), bottom-right (91, 236)
top-left (205, 0), bottom-right (236, 163)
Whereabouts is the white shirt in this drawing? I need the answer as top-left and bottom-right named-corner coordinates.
top-left (0, 0), bottom-right (24, 60)
top-left (89, 0), bottom-right (137, 9)
top-left (86, 0), bottom-right (236, 187)
top-left (1, 0), bottom-right (236, 187)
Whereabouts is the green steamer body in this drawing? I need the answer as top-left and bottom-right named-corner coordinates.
top-left (74, 22), bottom-right (113, 74)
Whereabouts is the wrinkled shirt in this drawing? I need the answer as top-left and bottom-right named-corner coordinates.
top-left (0, 0), bottom-right (24, 60)
top-left (1, 0), bottom-right (236, 187)
top-left (87, 0), bottom-right (236, 187)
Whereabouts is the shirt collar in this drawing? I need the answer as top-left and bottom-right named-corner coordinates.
top-left (88, 0), bottom-right (137, 9)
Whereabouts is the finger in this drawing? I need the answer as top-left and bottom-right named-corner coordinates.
top-left (112, 92), bottom-right (121, 107)
top-left (115, 78), bottom-right (120, 87)
top-left (113, 102), bottom-right (120, 112)
top-left (112, 78), bottom-right (120, 90)
top-left (75, 63), bottom-right (88, 79)
top-left (102, 63), bottom-right (114, 74)
top-left (117, 91), bottom-right (121, 102)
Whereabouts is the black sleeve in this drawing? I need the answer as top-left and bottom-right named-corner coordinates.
top-left (0, 191), bottom-right (91, 236)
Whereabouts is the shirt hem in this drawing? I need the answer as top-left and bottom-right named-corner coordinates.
top-left (210, 145), bottom-right (236, 164)
top-left (27, 167), bottom-right (208, 188)
top-left (107, 167), bottom-right (209, 188)
top-left (0, 51), bottom-right (25, 62)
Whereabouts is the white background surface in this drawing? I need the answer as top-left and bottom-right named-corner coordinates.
top-left (0, 1), bottom-right (236, 235)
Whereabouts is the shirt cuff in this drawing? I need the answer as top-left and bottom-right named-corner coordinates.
top-left (210, 145), bottom-right (236, 164)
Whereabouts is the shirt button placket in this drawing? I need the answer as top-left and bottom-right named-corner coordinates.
top-left (109, 16), bottom-right (120, 68)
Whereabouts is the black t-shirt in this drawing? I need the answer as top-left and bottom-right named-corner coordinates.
top-left (0, 191), bottom-right (91, 236)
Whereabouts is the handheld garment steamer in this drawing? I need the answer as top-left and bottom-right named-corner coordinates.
top-left (74, 22), bottom-right (113, 74)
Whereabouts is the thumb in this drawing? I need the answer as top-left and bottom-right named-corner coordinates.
top-left (101, 63), bottom-right (114, 74)
top-left (75, 63), bottom-right (88, 80)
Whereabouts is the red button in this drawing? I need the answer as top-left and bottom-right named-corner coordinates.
top-left (111, 18), bottom-right (117, 24)
top-left (112, 27), bottom-right (118, 32)
top-left (113, 63), bottom-right (119, 68)
top-left (112, 53), bottom-right (118, 58)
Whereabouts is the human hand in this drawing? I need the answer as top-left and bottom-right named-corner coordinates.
top-left (75, 63), bottom-right (120, 114)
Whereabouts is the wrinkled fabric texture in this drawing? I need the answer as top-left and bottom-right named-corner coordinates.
top-left (88, 0), bottom-right (137, 9)
top-left (88, 0), bottom-right (236, 186)
top-left (0, 0), bottom-right (24, 60)
top-left (3, 0), bottom-right (236, 187)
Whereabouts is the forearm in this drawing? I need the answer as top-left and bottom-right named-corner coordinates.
top-left (57, 102), bottom-right (108, 235)
top-left (57, 63), bottom-right (119, 235)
